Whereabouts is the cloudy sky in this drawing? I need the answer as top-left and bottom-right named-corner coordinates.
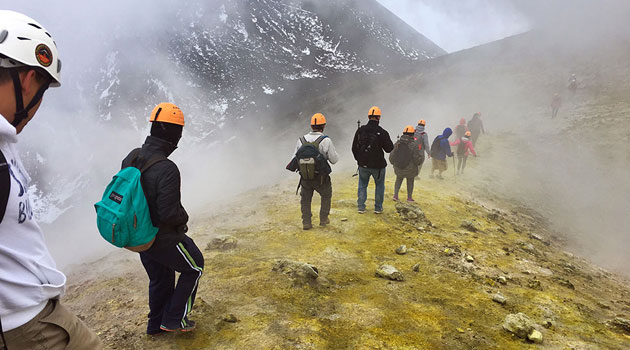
top-left (377, 0), bottom-right (531, 52)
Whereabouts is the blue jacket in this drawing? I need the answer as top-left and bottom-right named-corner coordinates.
top-left (432, 128), bottom-right (454, 160)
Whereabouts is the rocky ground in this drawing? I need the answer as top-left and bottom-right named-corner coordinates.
top-left (64, 141), bottom-right (630, 349)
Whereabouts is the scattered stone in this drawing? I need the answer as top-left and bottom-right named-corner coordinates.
top-left (375, 265), bottom-right (405, 281)
top-left (543, 320), bottom-right (553, 329)
top-left (520, 242), bottom-right (540, 256)
top-left (341, 218), bottom-right (348, 222)
top-left (222, 314), bottom-right (238, 323)
top-left (493, 293), bottom-right (507, 305)
top-left (412, 263), bottom-right (421, 272)
top-left (503, 313), bottom-right (535, 339)
top-left (527, 329), bottom-right (543, 344)
top-left (395, 202), bottom-right (426, 222)
top-left (272, 259), bottom-right (319, 283)
top-left (497, 276), bottom-right (508, 285)
top-left (395, 245), bottom-right (408, 255)
top-left (610, 317), bottom-right (630, 334)
top-left (206, 235), bottom-right (238, 251)
top-left (461, 220), bottom-right (479, 232)
top-left (456, 327), bottom-right (465, 333)
top-left (553, 277), bottom-right (575, 290)
top-left (443, 248), bottom-right (456, 256)
top-left (529, 233), bottom-right (543, 241)
top-left (465, 255), bottom-right (475, 263)
top-left (527, 278), bottom-right (543, 291)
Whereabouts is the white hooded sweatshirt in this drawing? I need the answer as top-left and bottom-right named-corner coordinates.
top-left (0, 115), bottom-right (66, 331)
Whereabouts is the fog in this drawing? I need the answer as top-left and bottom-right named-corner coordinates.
top-left (5, 0), bottom-right (630, 277)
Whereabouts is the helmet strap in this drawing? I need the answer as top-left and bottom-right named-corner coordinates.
top-left (9, 69), bottom-right (50, 128)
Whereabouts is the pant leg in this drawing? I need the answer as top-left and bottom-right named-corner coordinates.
top-left (374, 167), bottom-right (386, 211)
top-left (357, 168), bottom-right (371, 210)
top-left (406, 177), bottom-right (415, 199)
top-left (300, 180), bottom-right (315, 225)
top-left (394, 176), bottom-right (403, 197)
top-left (457, 156), bottom-right (463, 172)
top-left (143, 236), bottom-right (204, 329)
top-left (2, 300), bottom-right (104, 350)
top-left (140, 252), bottom-right (175, 333)
top-left (462, 155), bottom-right (469, 173)
top-left (316, 176), bottom-right (332, 221)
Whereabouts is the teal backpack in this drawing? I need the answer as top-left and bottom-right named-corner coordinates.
top-left (95, 152), bottom-right (164, 252)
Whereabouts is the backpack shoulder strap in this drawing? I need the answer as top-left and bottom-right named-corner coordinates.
top-left (314, 135), bottom-right (328, 145)
top-left (0, 150), bottom-right (10, 225)
top-left (299, 136), bottom-right (307, 145)
top-left (139, 154), bottom-right (167, 174)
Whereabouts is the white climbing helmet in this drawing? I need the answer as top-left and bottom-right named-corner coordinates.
top-left (0, 10), bottom-right (61, 87)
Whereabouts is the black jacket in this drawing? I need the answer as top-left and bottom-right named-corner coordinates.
top-left (121, 136), bottom-right (189, 251)
top-left (352, 120), bottom-right (394, 169)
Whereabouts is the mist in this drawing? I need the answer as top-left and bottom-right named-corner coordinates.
top-left (5, 0), bottom-right (630, 279)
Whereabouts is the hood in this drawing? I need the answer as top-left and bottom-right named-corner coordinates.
top-left (459, 118), bottom-right (466, 125)
top-left (0, 114), bottom-right (18, 144)
top-left (400, 134), bottom-right (414, 142)
top-left (442, 128), bottom-right (453, 138)
top-left (142, 135), bottom-right (178, 157)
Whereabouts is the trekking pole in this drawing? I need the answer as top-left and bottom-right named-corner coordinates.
top-left (452, 156), bottom-right (456, 177)
top-left (352, 120), bottom-right (361, 177)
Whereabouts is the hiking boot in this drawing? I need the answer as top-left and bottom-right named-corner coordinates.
top-left (437, 174), bottom-right (444, 180)
top-left (407, 198), bottom-right (415, 203)
top-left (303, 223), bottom-right (313, 230)
top-left (374, 209), bottom-right (384, 214)
top-left (358, 209), bottom-right (366, 214)
top-left (160, 320), bottom-right (196, 333)
top-left (319, 218), bottom-right (330, 227)
top-left (429, 174), bottom-right (435, 179)
top-left (392, 195), bottom-right (399, 201)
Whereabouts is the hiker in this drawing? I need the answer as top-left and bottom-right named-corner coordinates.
top-left (450, 131), bottom-right (477, 175)
top-left (291, 113), bottom-right (339, 230)
top-left (390, 126), bottom-right (423, 202)
top-left (454, 117), bottom-right (468, 139)
top-left (568, 74), bottom-right (577, 94)
top-left (429, 128), bottom-right (454, 179)
top-left (467, 112), bottom-right (485, 147)
top-left (413, 119), bottom-right (431, 176)
top-left (121, 103), bottom-right (204, 334)
top-left (551, 93), bottom-right (562, 118)
top-left (0, 11), bottom-right (103, 349)
top-left (352, 106), bottom-right (394, 214)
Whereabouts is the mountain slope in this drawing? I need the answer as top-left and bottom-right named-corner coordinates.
top-left (65, 173), bottom-right (630, 349)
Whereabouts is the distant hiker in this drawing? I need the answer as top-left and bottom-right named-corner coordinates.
top-left (551, 93), bottom-right (562, 118)
top-left (0, 11), bottom-right (104, 349)
top-left (454, 117), bottom-right (468, 139)
top-left (429, 128), bottom-right (454, 179)
top-left (467, 113), bottom-right (485, 147)
top-left (451, 131), bottom-right (477, 175)
top-left (120, 103), bottom-right (204, 334)
top-left (352, 106), bottom-right (394, 214)
top-left (289, 113), bottom-right (339, 230)
top-left (390, 126), bottom-right (423, 202)
top-left (414, 119), bottom-right (431, 176)
top-left (568, 74), bottom-right (577, 94)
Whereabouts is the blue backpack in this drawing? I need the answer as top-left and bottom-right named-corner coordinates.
top-left (94, 152), bottom-right (164, 252)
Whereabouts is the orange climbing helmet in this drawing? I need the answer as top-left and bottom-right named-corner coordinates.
top-left (465, 131), bottom-right (471, 137)
top-left (311, 113), bottom-right (326, 126)
top-left (150, 103), bottom-right (185, 126)
top-left (404, 125), bottom-right (415, 134)
top-left (368, 106), bottom-right (381, 118)
top-left (418, 119), bottom-right (426, 126)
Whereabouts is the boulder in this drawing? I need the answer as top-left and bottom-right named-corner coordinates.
top-left (206, 235), bottom-right (238, 251)
top-left (527, 329), bottom-right (543, 343)
top-left (493, 293), bottom-right (507, 305)
top-left (375, 265), bottom-right (405, 281)
top-left (503, 313), bottom-right (535, 339)
top-left (272, 259), bottom-right (319, 283)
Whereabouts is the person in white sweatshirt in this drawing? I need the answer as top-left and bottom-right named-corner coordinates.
top-left (0, 11), bottom-right (102, 349)
top-left (291, 113), bottom-right (339, 230)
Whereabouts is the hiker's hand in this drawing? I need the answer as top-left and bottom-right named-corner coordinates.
top-left (177, 225), bottom-right (188, 234)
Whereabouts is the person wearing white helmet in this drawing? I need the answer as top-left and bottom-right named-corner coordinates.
top-left (0, 10), bottom-right (103, 350)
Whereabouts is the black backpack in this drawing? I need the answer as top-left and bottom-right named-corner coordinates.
top-left (356, 127), bottom-right (381, 164)
top-left (430, 136), bottom-right (443, 158)
top-left (390, 141), bottom-right (413, 168)
top-left (295, 136), bottom-right (331, 180)
top-left (0, 150), bottom-right (9, 225)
